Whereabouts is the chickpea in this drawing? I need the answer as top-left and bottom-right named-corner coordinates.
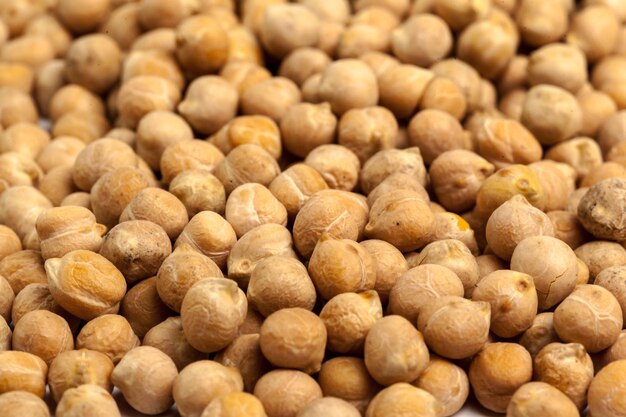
top-left (527, 43), bottom-right (588, 93)
top-left (64, 35), bottom-right (121, 94)
top-left (545, 137), bottom-right (603, 180)
top-left (567, 5), bottom-right (620, 63)
top-left (0, 152), bottom-right (43, 190)
top-left (11, 309), bottom-right (73, 365)
top-left (48, 349), bottom-right (114, 402)
top-left (120, 188), bottom-right (188, 240)
top-left (212, 115), bottom-right (281, 160)
top-left (390, 14), bottom-right (451, 67)
top-left (408, 109), bottom-right (470, 163)
top-left (268, 164), bottom-right (328, 220)
top-left (318, 357), bottom-right (379, 413)
top-left (10, 283), bottom-right (76, 328)
top-left (143, 317), bottom-right (204, 371)
top-left (0, 391), bottom-right (49, 417)
top-left (575, 241), bottom-right (626, 280)
top-left (178, 76), bottom-right (238, 135)
top-left (507, 382), bottom-right (580, 417)
top-left (254, 370), bottom-right (322, 417)
top-left (546, 210), bottom-right (589, 250)
top-left (0, 123), bottom-right (49, 159)
top-left (138, 0), bottom-right (197, 29)
top-left (578, 178), bottom-right (626, 241)
top-left (515, 0), bottom-right (568, 46)
top-left (174, 211), bottom-right (236, 269)
top-left (0, 250), bottom-right (45, 295)
top-left (116, 75), bottom-right (181, 129)
top-left (608, 141), bottom-right (626, 165)
top-left (366, 383), bottom-right (443, 417)
top-left (278, 48), bottom-right (329, 87)
top-left (0, 274), bottom-right (13, 322)
top-left (0, 87), bottom-right (38, 127)
top-left (214, 334), bottom-right (271, 392)
top-left (134, 111), bottom-right (193, 171)
top-left (377, 65), bottom-right (433, 120)
top-left (0, 351), bottom-right (48, 397)
top-left (317, 59), bottom-right (379, 115)
top-left (102, 3), bottom-right (142, 50)
top-left (533, 342), bottom-right (594, 409)
top-left (413, 357), bottom-right (469, 417)
top-left (259, 4), bottom-right (320, 58)
top-left (594, 266), bottom-right (626, 324)
top-left (56, 384), bottom-right (121, 417)
top-left (214, 144), bottom-right (281, 195)
top-left (587, 359), bottom-right (626, 417)
top-left (0, 63), bottom-right (33, 93)
top-left (36, 136), bottom-right (85, 174)
top-left (77, 314), bottom-right (140, 363)
top-left (0, 35), bottom-right (55, 70)
top-left (61, 192), bottom-right (91, 209)
top-left (297, 397), bottom-right (360, 417)
top-left (199, 392), bottom-right (267, 417)
top-left (240, 77), bottom-right (301, 122)
top-left (599, 330), bottom-right (626, 367)
top-left (580, 161), bottom-right (626, 188)
top-left (336, 24), bottom-right (390, 59)
top-left (119, 277), bottom-right (171, 339)
top-left (304, 144), bottom-right (360, 191)
top-left (220, 61), bottom-right (271, 95)
top-left (175, 15), bottom-right (228, 75)
top-left (48, 84), bottom-right (105, 123)
top-left (170, 170), bottom-right (226, 217)
top-left (0, 187), bottom-right (51, 245)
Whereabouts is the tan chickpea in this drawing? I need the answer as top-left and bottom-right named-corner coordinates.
top-left (225, 184), bottom-right (287, 238)
top-left (36, 136), bottom-right (85, 174)
top-left (304, 144), bottom-right (360, 191)
top-left (0, 186), bottom-right (51, 246)
top-left (575, 241), bottom-right (626, 280)
top-left (608, 141), bottom-right (626, 165)
top-left (35, 206), bottom-right (106, 260)
top-left (71, 138), bottom-right (135, 192)
top-left (378, 64), bottom-right (434, 120)
top-left (578, 178), bottom-right (626, 241)
top-left (595, 266), bottom-right (626, 324)
top-left (214, 333), bottom-right (270, 393)
top-left (597, 110), bottom-right (626, 155)
top-left (278, 47), bottom-right (330, 87)
top-left (407, 109), bottom-right (469, 164)
top-left (413, 357), bottom-right (469, 417)
top-left (120, 188), bottom-right (187, 240)
top-left (162, 142), bottom-right (225, 187)
top-left (419, 76), bottom-right (467, 120)
top-left (11, 309), bottom-right (73, 365)
top-left (515, 0), bottom-right (568, 47)
top-left (527, 43), bottom-right (588, 93)
top-left (55, 0), bottom-right (110, 33)
top-left (45, 250), bottom-right (126, 320)
top-left (567, 5), bottom-right (620, 63)
top-left (137, 0), bottom-right (197, 29)
top-left (336, 24), bottom-right (390, 59)
top-left (101, 3), bottom-right (141, 50)
top-left (0, 152), bottom-right (43, 190)
top-left (312, 20), bottom-right (343, 55)
top-left (48, 84), bottom-right (105, 122)
top-left (358, 240), bottom-right (407, 302)
top-left (352, 6), bottom-right (399, 32)
top-left (211, 115), bottom-right (281, 160)
top-left (240, 77), bottom-right (301, 122)
top-left (0, 250), bottom-right (46, 294)
top-left (214, 144), bottom-right (281, 195)
top-left (533, 342), bottom-right (593, 409)
top-left (497, 55), bottom-right (528, 95)
top-left (134, 111), bottom-right (193, 171)
top-left (10, 283), bottom-right (76, 328)
top-left (361, 147), bottom-right (427, 194)
top-left (546, 210), bottom-right (589, 250)
top-left (143, 317), bottom-right (204, 371)
top-left (268, 164), bottom-right (328, 220)
top-left (599, 330), bottom-right (626, 367)
top-left (0, 87), bottom-right (38, 127)
top-left (120, 277), bottom-right (171, 339)
top-left (227, 223), bottom-right (297, 288)
top-left (175, 15), bottom-right (228, 75)
top-left (507, 382), bottom-right (580, 417)
top-left (220, 61), bottom-right (271, 95)
top-left (254, 369), bottom-right (322, 417)
top-left (0, 35), bottom-right (54, 70)
top-left (366, 383), bottom-right (443, 417)
top-left (388, 264), bottom-right (463, 323)
top-left (587, 359), bottom-right (626, 417)
top-left (0, 63), bottom-right (34, 93)
top-left (130, 27), bottom-right (176, 53)
top-left (61, 192), bottom-right (92, 210)
top-left (297, 397), bottom-right (360, 417)
top-left (0, 391), bottom-right (49, 417)
top-left (34, 59), bottom-right (66, 117)
top-left (279, 103), bottom-right (337, 159)
top-left (48, 349), bottom-right (114, 402)
top-left (320, 291), bottom-right (382, 354)
top-left (178, 76), bottom-right (238, 135)
top-left (56, 384), bottom-right (121, 417)
top-left (175, 212), bottom-right (236, 269)
top-left (117, 75), bottom-right (180, 129)
top-left (247, 256), bottom-right (315, 316)
top-left (77, 314), bottom-right (140, 363)
top-left (64, 34), bottom-right (121, 94)
top-left (226, 25), bottom-right (264, 64)
top-left (580, 161), bottom-right (626, 188)
top-left (100, 220), bottom-right (171, 284)
top-left (391, 14), bottom-right (451, 67)
top-left (545, 137), bottom-right (603, 180)
top-left (37, 166), bottom-right (80, 206)
top-left (418, 296), bottom-right (490, 359)
top-left (318, 357), bottom-right (379, 414)
top-left (0, 351), bottom-right (48, 397)
top-left (317, 59), bottom-right (379, 115)
top-left (51, 110), bottom-right (110, 143)
top-left (259, 4), bottom-right (319, 58)
top-left (554, 284), bottom-right (623, 352)
top-left (0, 275), bottom-right (13, 323)
top-left (169, 170), bottom-right (226, 217)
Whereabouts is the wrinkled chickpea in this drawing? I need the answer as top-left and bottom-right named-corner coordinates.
top-left (506, 382), bottom-right (579, 417)
top-left (587, 359), bottom-right (626, 417)
top-left (0, 391), bottom-right (49, 417)
top-left (120, 188), bottom-right (188, 240)
top-left (305, 144), bottom-right (360, 191)
top-left (214, 144), bottom-right (281, 195)
top-left (378, 64), bottom-right (434, 120)
top-left (64, 34), bottom-right (121, 94)
top-left (135, 110), bottom-right (193, 171)
top-left (214, 333), bottom-right (271, 392)
top-left (575, 240), bottom-right (626, 279)
top-left (268, 164), bottom-right (329, 220)
top-left (366, 383), bottom-right (443, 417)
top-left (578, 178), bottom-right (626, 241)
top-left (12, 309), bottom-right (73, 365)
top-left (77, 314), bottom-right (140, 363)
top-left (225, 183), bottom-right (287, 238)
top-left (414, 356), bottom-right (470, 417)
top-left (179, 76), bottom-right (238, 135)
top-left (0, 351), bottom-right (48, 397)
top-left (318, 59), bottom-right (379, 115)
top-left (143, 317), bottom-right (204, 371)
top-left (169, 169), bottom-right (226, 217)
top-left (55, 384), bottom-right (121, 417)
top-left (48, 349), bottom-right (114, 402)
top-left (120, 277), bottom-right (172, 339)
top-left (254, 370), bottom-right (322, 417)
top-left (175, 211), bottom-right (237, 269)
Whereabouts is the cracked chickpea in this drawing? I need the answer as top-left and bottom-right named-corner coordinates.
top-left (268, 164), bottom-right (329, 220)
top-left (225, 183), bottom-right (287, 238)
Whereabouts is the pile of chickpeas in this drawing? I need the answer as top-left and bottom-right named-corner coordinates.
top-left (2, 0), bottom-right (626, 417)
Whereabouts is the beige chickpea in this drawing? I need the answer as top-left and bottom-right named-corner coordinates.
top-left (0, 87), bottom-right (38, 127)
top-left (429, 212), bottom-right (479, 254)
top-left (259, 4), bottom-right (320, 58)
top-left (567, 5), bottom-right (620, 63)
top-left (138, 0), bottom-right (197, 29)
top-left (0, 391), bottom-right (49, 417)
top-left (120, 277), bottom-right (171, 338)
top-left (0, 0), bottom-right (44, 37)
top-left (545, 137), bottom-right (603, 180)
top-left (336, 107), bottom-right (396, 164)
top-left (305, 144), bottom-right (360, 191)
top-left (254, 370), bottom-right (322, 417)
top-left (0, 122), bottom-right (49, 158)
top-left (64, 34), bottom-right (121, 94)
top-left (360, 239), bottom-right (408, 302)
top-left (598, 110), bottom-right (626, 155)
top-left (609, 141), bottom-right (626, 165)
top-left (587, 359), bottom-right (626, 417)
top-left (297, 397), bottom-right (360, 417)
top-left (116, 75), bottom-right (180, 129)
top-left (575, 241), bottom-right (626, 279)
top-left (407, 109), bottom-right (470, 164)
top-left (12, 309), bottom-right (73, 365)
top-left (0, 351), bottom-right (48, 397)
top-left (0, 275), bottom-right (13, 323)
top-left (546, 210), bottom-right (589, 250)
top-left (418, 296), bottom-right (490, 359)
top-left (475, 254), bottom-right (507, 279)
top-left (247, 256), bottom-right (315, 317)
top-left (240, 77), bottom-right (301, 122)
top-left (319, 357), bottom-right (379, 414)
top-left (0, 35), bottom-right (54, 70)
top-left (135, 111), bottom-right (193, 171)
top-left (37, 166), bottom-right (79, 206)
top-left (599, 330), bottom-right (626, 367)
top-left (199, 392), bottom-right (266, 417)
top-left (366, 173), bottom-right (427, 208)
top-left (420, 76), bottom-right (467, 120)
top-left (161, 141), bottom-right (225, 186)
top-left (77, 314), bottom-right (140, 363)
top-left (45, 250), bottom-right (126, 320)
top-left (592, 55), bottom-right (626, 89)
top-left (507, 381), bottom-right (580, 417)
top-left (36, 206), bottom-right (106, 260)
top-left (318, 59), bottom-right (379, 115)
top-left (143, 317), bottom-right (204, 371)
top-left (226, 25), bottom-right (264, 65)
top-left (432, 0), bottom-right (488, 31)
top-left (533, 342), bottom-right (594, 409)
top-left (388, 264), bottom-right (463, 324)
top-left (595, 266), bottom-right (626, 323)
top-left (336, 24), bottom-right (390, 59)
top-left (296, 0), bottom-right (350, 23)
top-left (472, 270), bottom-right (538, 338)
top-left (90, 166), bottom-right (153, 229)
top-left (214, 144), bottom-right (281, 195)
top-left (225, 183), bottom-right (287, 238)
top-left (0, 152), bottom-right (43, 190)
top-left (308, 237), bottom-right (376, 300)
top-left (181, 278), bottom-right (247, 353)
top-left (554, 284), bottom-right (623, 352)
top-left (101, 3), bottom-right (141, 50)
top-left (515, 0), bottom-right (568, 46)
top-left (178, 76), bottom-right (238, 135)
top-left (220, 61), bottom-right (271, 95)
top-left (212, 115), bottom-right (281, 160)
top-left (581, 162), bottom-right (626, 187)
top-left (528, 43), bottom-right (588, 93)
top-left (55, 384), bottom-right (120, 417)
top-left (269, 164), bottom-right (328, 220)
top-left (120, 188), bottom-right (188, 240)
top-left (259, 307), bottom-right (326, 373)
top-left (214, 333), bottom-right (270, 393)
top-left (227, 224), bottom-right (297, 288)
top-left (36, 136), bottom-right (85, 174)
top-left (175, 211), bottom-right (237, 269)
top-left (469, 343), bottom-right (533, 413)
top-left (359, 51), bottom-right (399, 80)
top-left (366, 383), bottom-right (442, 417)
top-left (0, 186), bottom-right (51, 246)
top-left (100, 220), bottom-right (171, 284)
top-left (48, 84), bottom-right (105, 123)
top-left (321, 291), bottom-right (382, 354)
top-left (156, 243), bottom-right (224, 312)
top-left (61, 192), bottom-right (92, 210)
top-left (112, 346), bottom-right (178, 415)
top-left (361, 147), bottom-right (427, 193)
top-left (279, 47), bottom-right (330, 87)
top-left (578, 178), bottom-right (626, 241)
top-left (391, 14), bottom-right (451, 67)
top-left (10, 283), bottom-right (78, 328)
top-left (175, 15), bottom-right (228, 75)
top-left (378, 64), bottom-right (433, 120)
top-left (51, 110), bottom-right (110, 143)
top-left (35, 59), bottom-right (66, 118)
top-left (431, 60), bottom-right (482, 113)
top-left (131, 27), bottom-right (177, 54)
top-left (48, 349), bottom-right (114, 402)
top-left (72, 138), bottom-right (138, 191)
top-left (169, 170), bottom-right (226, 217)
top-left (414, 357), bottom-right (469, 417)
top-left (0, 251), bottom-right (45, 295)
top-left (497, 55), bottom-right (529, 94)
top-left (55, 0), bottom-right (110, 33)
top-left (352, 6), bottom-right (399, 32)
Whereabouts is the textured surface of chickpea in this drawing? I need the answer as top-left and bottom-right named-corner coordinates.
top-left (48, 348), bottom-right (114, 402)
top-left (175, 211), bottom-right (237, 269)
top-left (575, 241), bottom-right (626, 279)
top-left (169, 169), bottom-right (226, 217)
top-left (507, 381), bottom-right (580, 417)
top-left (214, 144), bottom-right (281, 195)
top-left (587, 359), bottom-right (626, 417)
top-left (135, 111), bottom-right (193, 171)
top-left (55, 384), bottom-right (121, 417)
top-left (77, 314), bottom-right (140, 363)
top-left (366, 383), bottom-right (443, 417)
top-left (120, 188), bottom-right (188, 240)
top-left (143, 316), bottom-right (204, 371)
top-left (254, 369), bottom-right (322, 417)
top-left (0, 351), bottom-right (48, 397)
top-left (414, 356), bottom-right (469, 417)
top-left (12, 309), bottom-right (73, 365)
top-left (214, 333), bottom-right (270, 393)
top-left (0, 391), bottom-right (49, 417)
top-left (179, 76), bottom-right (238, 135)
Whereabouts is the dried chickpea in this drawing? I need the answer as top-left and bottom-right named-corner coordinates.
top-left (220, 61), bottom-right (271, 95)
top-left (0, 250), bottom-right (47, 294)
top-left (318, 59), bottom-right (379, 115)
top-left (391, 14), bottom-right (451, 67)
top-left (36, 136), bottom-right (85, 174)
top-left (122, 49), bottom-right (184, 89)
top-left (259, 4), bottom-right (320, 58)
top-left (428, 212), bottom-right (479, 254)
top-left (120, 188), bottom-right (188, 240)
top-left (0, 391), bottom-right (49, 417)
top-left (100, 220), bottom-right (171, 284)
top-left (0, 152), bottom-right (43, 190)
top-left (138, 0), bottom-right (197, 29)
top-left (48, 349), bottom-right (114, 402)
top-left (90, 166), bottom-right (153, 229)
top-left (55, 384), bottom-right (121, 417)
top-left (359, 239), bottom-right (408, 302)
top-left (10, 283), bottom-right (78, 330)
top-left (378, 64), bottom-right (434, 119)
top-left (175, 211), bottom-right (236, 269)
top-left (527, 43), bottom-right (588, 93)
top-left (200, 392), bottom-right (267, 417)
top-left (37, 165), bottom-right (79, 206)
top-left (599, 330), bottom-right (626, 367)
top-left (515, 0), bottom-right (568, 46)
top-left (297, 397), bottom-right (360, 417)
top-left (226, 25), bottom-right (264, 64)
top-left (414, 356), bottom-right (470, 417)
top-left (578, 178), bottom-right (626, 241)
top-left (51, 110), bottom-right (110, 143)
top-left (580, 161), bottom-right (626, 187)
top-left (175, 15), bottom-right (228, 75)
top-left (177, 76), bottom-right (238, 135)
top-left (367, 171), bottom-right (429, 207)
top-left (11, 309), bottom-right (73, 365)
top-left (211, 116), bottom-right (281, 161)
top-left (0, 123), bottom-right (48, 159)
top-left (116, 75), bottom-right (180, 129)
top-left (554, 284), bottom-right (623, 352)
top-left (361, 147), bottom-right (427, 194)
top-left (533, 342), bottom-right (593, 409)
top-left (55, 0), bottom-right (110, 33)
top-left (120, 277), bottom-right (171, 339)
top-left (278, 48), bottom-right (330, 87)
top-left (366, 383), bottom-right (443, 417)
top-left (143, 316), bottom-right (204, 371)
top-left (587, 359), bottom-right (626, 417)
top-left (214, 144), bottom-right (281, 195)
top-left (36, 206), bottom-right (106, 260)
top-left (407, 109), bottom-right (469, 164)
top-left (35, 60), bottom-right (66, 117)
top-left (227, 224), bottom-right (297, 289)
top-left (0, 275), bottom-right (13, 322)
top-left (240, 77), bottom-right (300, 122)
top-left (214, 333), bottom-right (271, 392)
top-left (61, 192), bottom-right (91, 210)
top-left (418, 296), bottom-right (490, 359)
top-left (388, 264), bottom-right (464, 324)
top-left (0, 87), bottom-right (38, 127)
top-left (77, 314), bottom-right (140, 363)
top-left (319, 357), bottom-right (379, 413)
top-left (48, 84), bottom-right (105, 123)
top-left (308, 236), bottom-right (376, 300)
top-left (225, 183), bottom-right (287, 238)
top-left (420, 76), bottom-right (468, 120)
top-left (169, 169), bottom-right (226, 217)
top-left (72, 138), bottom-right (138, 191)
top-left (595, 266), bottom-right (626, 323)
top-left (472, 270), bottom-right (538, 338)
top-left (268, 164), bottom-right (328, 220)
top-left (321, 291), bottom-right (382, 354)
top-left (0, 351), bottom-right (47, 397)
top-left (304, 144), bottom-right (360, 191)
top-left (575, 241), bottom-right (626, 279)
top-left (506, 381), bottom-right (580, 417)
top-left (162, 141), bottom-right (224, 187)
top-left (247, 256), bottom-right (316, 317)
top-left (0, 35), bottom-right (54, 70)
top-left (567, 5), bottom-right (620, 63)
top-left (608, 141), bottom-right (626, 165)
top-left (112, 346), bottom-right (178, 415)
top-left (0, 186), bottom-right (51, 245)
top-left (134, 111), bottom-right (193, 171)
top-left (546, 210), bottom-right (589, 250)
top-left (545, 137), bottom-right (603, 180)
top-left (102, 3), bottom-right (142, 50)
top-left (254, 370), bottom-right (322, 417)
top-left (64, 34), bottom-right (121, 94)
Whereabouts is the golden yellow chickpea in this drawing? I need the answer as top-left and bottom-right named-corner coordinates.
top-left (0, 351), bottom-right (48, 397)
top-left (0, 87), bottom-right (38, 127)
top-left (64, 34), bottom-right (121, 94)
top-left (77, 314), bottom-right (140, 364)
top-left (587, 359), bottom-right (626, 417)
top-left (201, 392), bottom-right (268, 417)
top-left (567, 5), bottom-right (621, 63)
top-left (259, 3), bottom-right (320, 58)
top-left (515, 0), bottom-right (568, 47)
top-left (318, 59), bottom-right (379, 115)
top-left (377, 64), bottom-right (434, 119)
top-left (176, 15), bottom-right (228, 75)
top-left (212, 115), bottom-right (282, 160)
top-left (279, 103), bottom-right (337, 159)
top-left (414, 356), bottom-right (469, 417)
top-left (214, 144), bottom-right (281, 195)
top-left (506, 382), bottom-right (580, 417)
top-left (254, 369), bottom-right (322, 417)
top-left (269, 164), bottom-right (329, 220)
top-left (0, 391), bottom-right (49, 417)
top-left (117, 75), bottom-right (181, 129)
top-left (305, 144), bottom-right (360, 191)
top-left (366, 383), bottom-right (443, 417)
